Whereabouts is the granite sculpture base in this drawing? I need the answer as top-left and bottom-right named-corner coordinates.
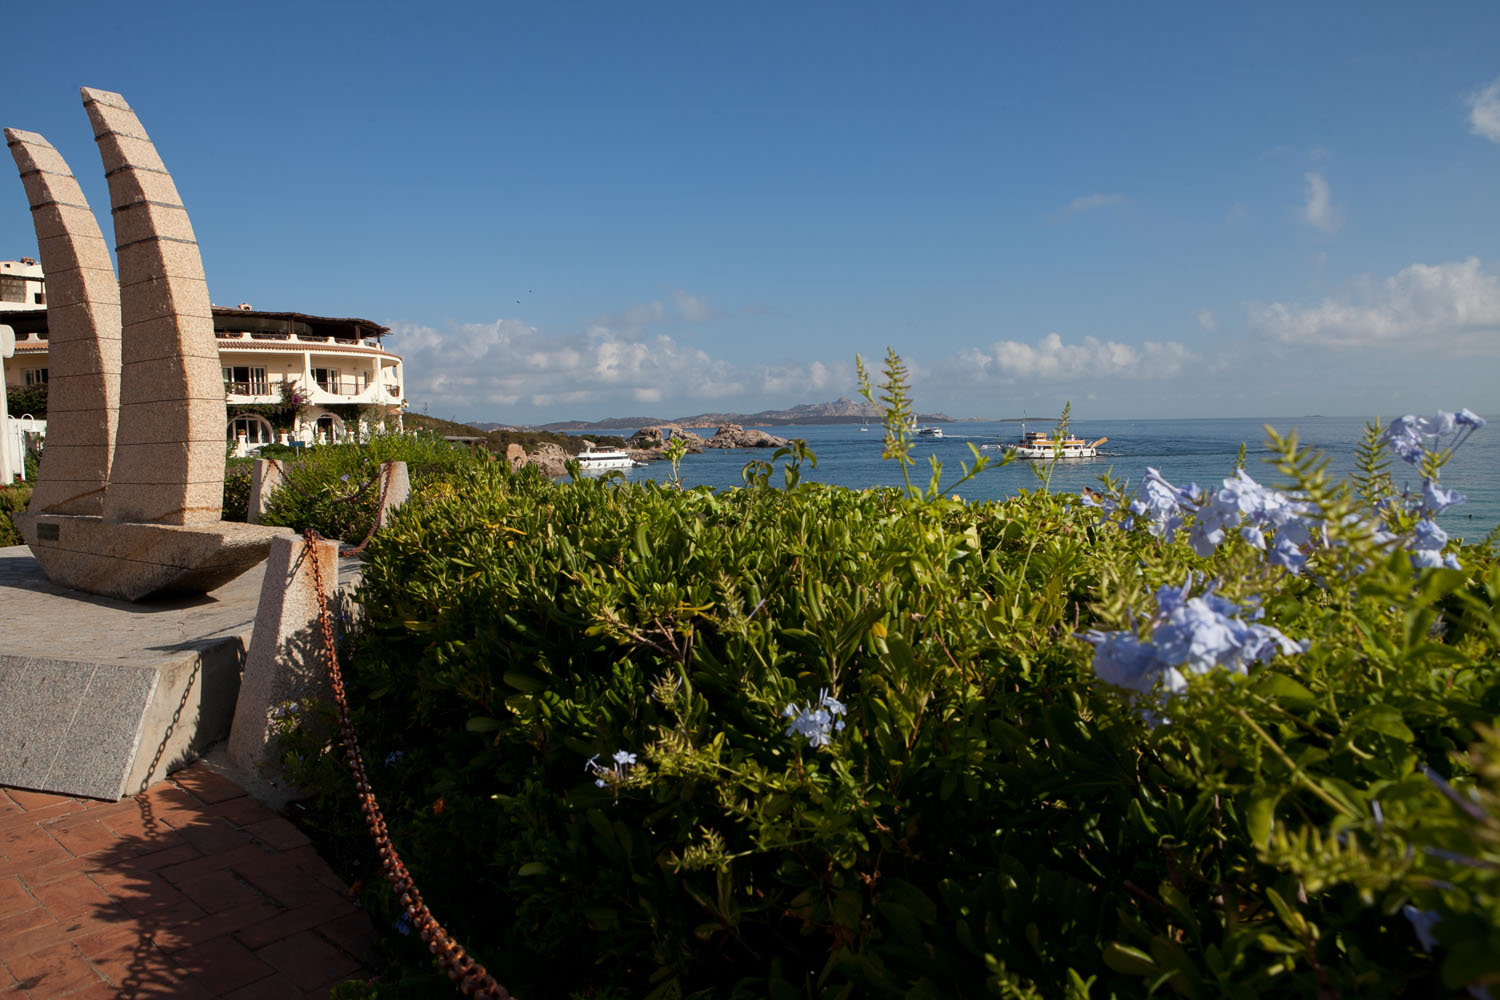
top-left (0, 544), bottom-right (362, 801)
top-left (0, 544), bottom-right (262, 800)
top-left (14, 513), bottom-right (293, 601)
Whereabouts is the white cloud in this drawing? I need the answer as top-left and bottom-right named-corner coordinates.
top-left (1062, 193), bottom-right (1130, 215)
top-left (1196, 309), bottom-right (1218, 332)
top-left (756, 359), bottom-right (845, 396)
top-left (391, 298), bottom-right (863, 422)
top-left (672, 289), bottom-right (714, 323)
top-left (1245, 257), bottom-right (1500, 350)
top-left (1301, 172), bottom-right (1341, 233)
top-left (594, 288), bottom-right (717, 335)
top-left (1466, 76), bottom-right (1500, 143)
top-left (954, 332), bottom-right (1195, 382)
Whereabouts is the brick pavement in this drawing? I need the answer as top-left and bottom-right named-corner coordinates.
top-left (0, 765), bottom-right (378, 998)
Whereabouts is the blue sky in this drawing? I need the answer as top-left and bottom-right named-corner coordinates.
top-left (4, 2), bottom-right (1499, 424)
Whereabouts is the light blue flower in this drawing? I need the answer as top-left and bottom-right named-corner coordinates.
top-left (1402, 904), bottom-right (1439, 953)
top-left (1080, 578), bottom-right (1306, 717)
top-left (1128, 467), bottom-right (1198, 541)
top-left (1421, 479), bottom-right (1465, 515)
top-left (1184, 470), bottom-right (1314, 571)
top-left (1083, 630), bottom-right (1179, 696)
top-left (784, 689), bottom-right (848, 748)
top-left (1380, 416), bottom-right (1429, 465)
top-left (1382, 408), bottom-right (1486, 466)
top-left (1408, 519), bottom-right (1461, 570)
top-left (586, 749), bottom-right (640, 788)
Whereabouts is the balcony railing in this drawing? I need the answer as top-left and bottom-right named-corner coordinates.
top-left (215, 330), bottom-right (388, 349)
top-left (224, 381), bottom-right (271, 396)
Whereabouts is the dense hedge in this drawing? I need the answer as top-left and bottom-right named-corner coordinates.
top-left (251, 433), bottom-right (491, 542)
top-left (0, 483), bottom-right (32, 547)
top-left (281, 414), bottom-right (1500, 998)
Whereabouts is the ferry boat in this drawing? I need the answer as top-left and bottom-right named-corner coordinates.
top-left (917, 426), bottom-right (944, 438)
top-left (575, 446), bottom-right (636, 471)
top-left (1003, 428), bottom-right (1107, 459)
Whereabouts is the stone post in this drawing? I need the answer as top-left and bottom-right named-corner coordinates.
top-left (227, 533), bottom-right (339, 775)
top-left (377, 461), bottom-right (410, 524)
top-left (247, 458), bottom-right (288, 523)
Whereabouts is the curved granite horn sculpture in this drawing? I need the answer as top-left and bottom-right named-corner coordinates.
top-left (4, 128), bottom-right (120, 515)
top-left (7, 89), bottom-right (290, 601)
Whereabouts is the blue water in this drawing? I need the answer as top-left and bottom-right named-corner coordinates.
top-left (587, 416), bottom-right (1500, 539)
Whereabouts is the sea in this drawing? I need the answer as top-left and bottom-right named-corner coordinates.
top-left (578, 416), bottom-right (1500, 539)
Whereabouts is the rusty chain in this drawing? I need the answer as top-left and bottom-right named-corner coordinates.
top-left (337, 461), bottom-right (395, 558)
top-left (307, 528), bottom-right (510, 999)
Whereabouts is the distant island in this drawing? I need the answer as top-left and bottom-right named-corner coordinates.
top-left (474, 397), bottom-right (985, 433)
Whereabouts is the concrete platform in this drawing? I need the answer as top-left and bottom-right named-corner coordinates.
top-left (0, 544), bottom-right (360, 802)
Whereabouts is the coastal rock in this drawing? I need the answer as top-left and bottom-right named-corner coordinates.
top-left (629, 427), bottom-right (665, 449)
top-left (633, 424), bottom-right (707, 452)
top-left (504, 443), bottom-right (527, 470)
top-left (704, 424), bottom-right (790, 449)
top-left (525, 442), bottom-right (569, 478)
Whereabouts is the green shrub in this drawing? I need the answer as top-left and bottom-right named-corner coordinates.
top-left (279, 365), bottom-right (1497, 998)
top-left (7, 382), bottom-right (45, 419)
top-left (256, 433), bottom-right (490, 541)
top-left (222, 461), bottom-right (252, 522)
top-left (0, 484), bottom-right (32, 547)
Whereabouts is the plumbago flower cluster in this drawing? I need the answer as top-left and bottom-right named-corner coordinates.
top-left (1083, 408), bottom-right (1485, 709)
top-left (1086, 466), bottom-right (1316, 573)
top-left (1081, 577), bottom-right (1307, 712)
top-left (1380, 408), bottom-right (1486, 570)
top-left (783, 689), bottom-right (847, 747)
top-left (585, 749), bottom-right (639, 787)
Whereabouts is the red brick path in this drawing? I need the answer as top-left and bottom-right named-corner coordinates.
top-left (0, 765), bottom-right (378, 998)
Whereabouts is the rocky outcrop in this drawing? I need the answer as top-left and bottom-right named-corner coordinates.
top-left (703, 424), bottom-right (790, 449)
top-left (634, 424), bottom-right (707, 450)
top-left (521, 442), bottom-right (569, 477)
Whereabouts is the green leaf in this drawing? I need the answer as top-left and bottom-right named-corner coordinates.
top-left (1361, 707), bottom-right (1415, 742)
top-left (502, 671), bottom-right (546, 692)
top-left (1102, 942), bottom-right (1160, 976)
top-left (1254, 673), bottom-right (1316, 708)
top-left (1244, 792), bottom-right (1278, 847)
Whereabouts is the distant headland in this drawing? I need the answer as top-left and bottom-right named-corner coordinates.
top-left (473, 397), bottom-right (976, 433)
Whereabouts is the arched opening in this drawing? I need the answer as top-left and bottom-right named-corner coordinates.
top-left (226, 413), bottom-right (275, 447)
top-left (314, 413), bottom-right (345, 443)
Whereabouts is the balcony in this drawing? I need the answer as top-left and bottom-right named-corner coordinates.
top-left (224, 380), bottom-right (270, 397)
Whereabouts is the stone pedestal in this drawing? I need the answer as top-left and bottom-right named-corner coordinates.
top-left (227, 534), bottom-right (341, 776)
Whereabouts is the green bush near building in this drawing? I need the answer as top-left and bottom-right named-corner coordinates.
top-left (0, 483), bottom-right (32, 547)
top-left (275, 419), bottom-right (1499, 998)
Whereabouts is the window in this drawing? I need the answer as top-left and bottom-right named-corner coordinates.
top-left (312, 368), bottom-right (340, 392)
top-left (24, 369), bottom-right (47, 385)
top-left (221, 366), bottom-right (267, 394)
top-left (0, 276), bottom-right (24, 303)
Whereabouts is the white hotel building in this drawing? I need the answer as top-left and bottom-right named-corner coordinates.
top-left (1, 259), bottom-right (405, 450)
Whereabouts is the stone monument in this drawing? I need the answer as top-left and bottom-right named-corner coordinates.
top-left (6, 88), bottom-right (288, 601)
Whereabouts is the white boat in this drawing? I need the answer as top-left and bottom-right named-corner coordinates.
top-left (1004, 428), bottom-right (1106, 459)
top-left (917, 426), bottom-right (944, 438)
top-left (575, 446), bottom-right (636, 471)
